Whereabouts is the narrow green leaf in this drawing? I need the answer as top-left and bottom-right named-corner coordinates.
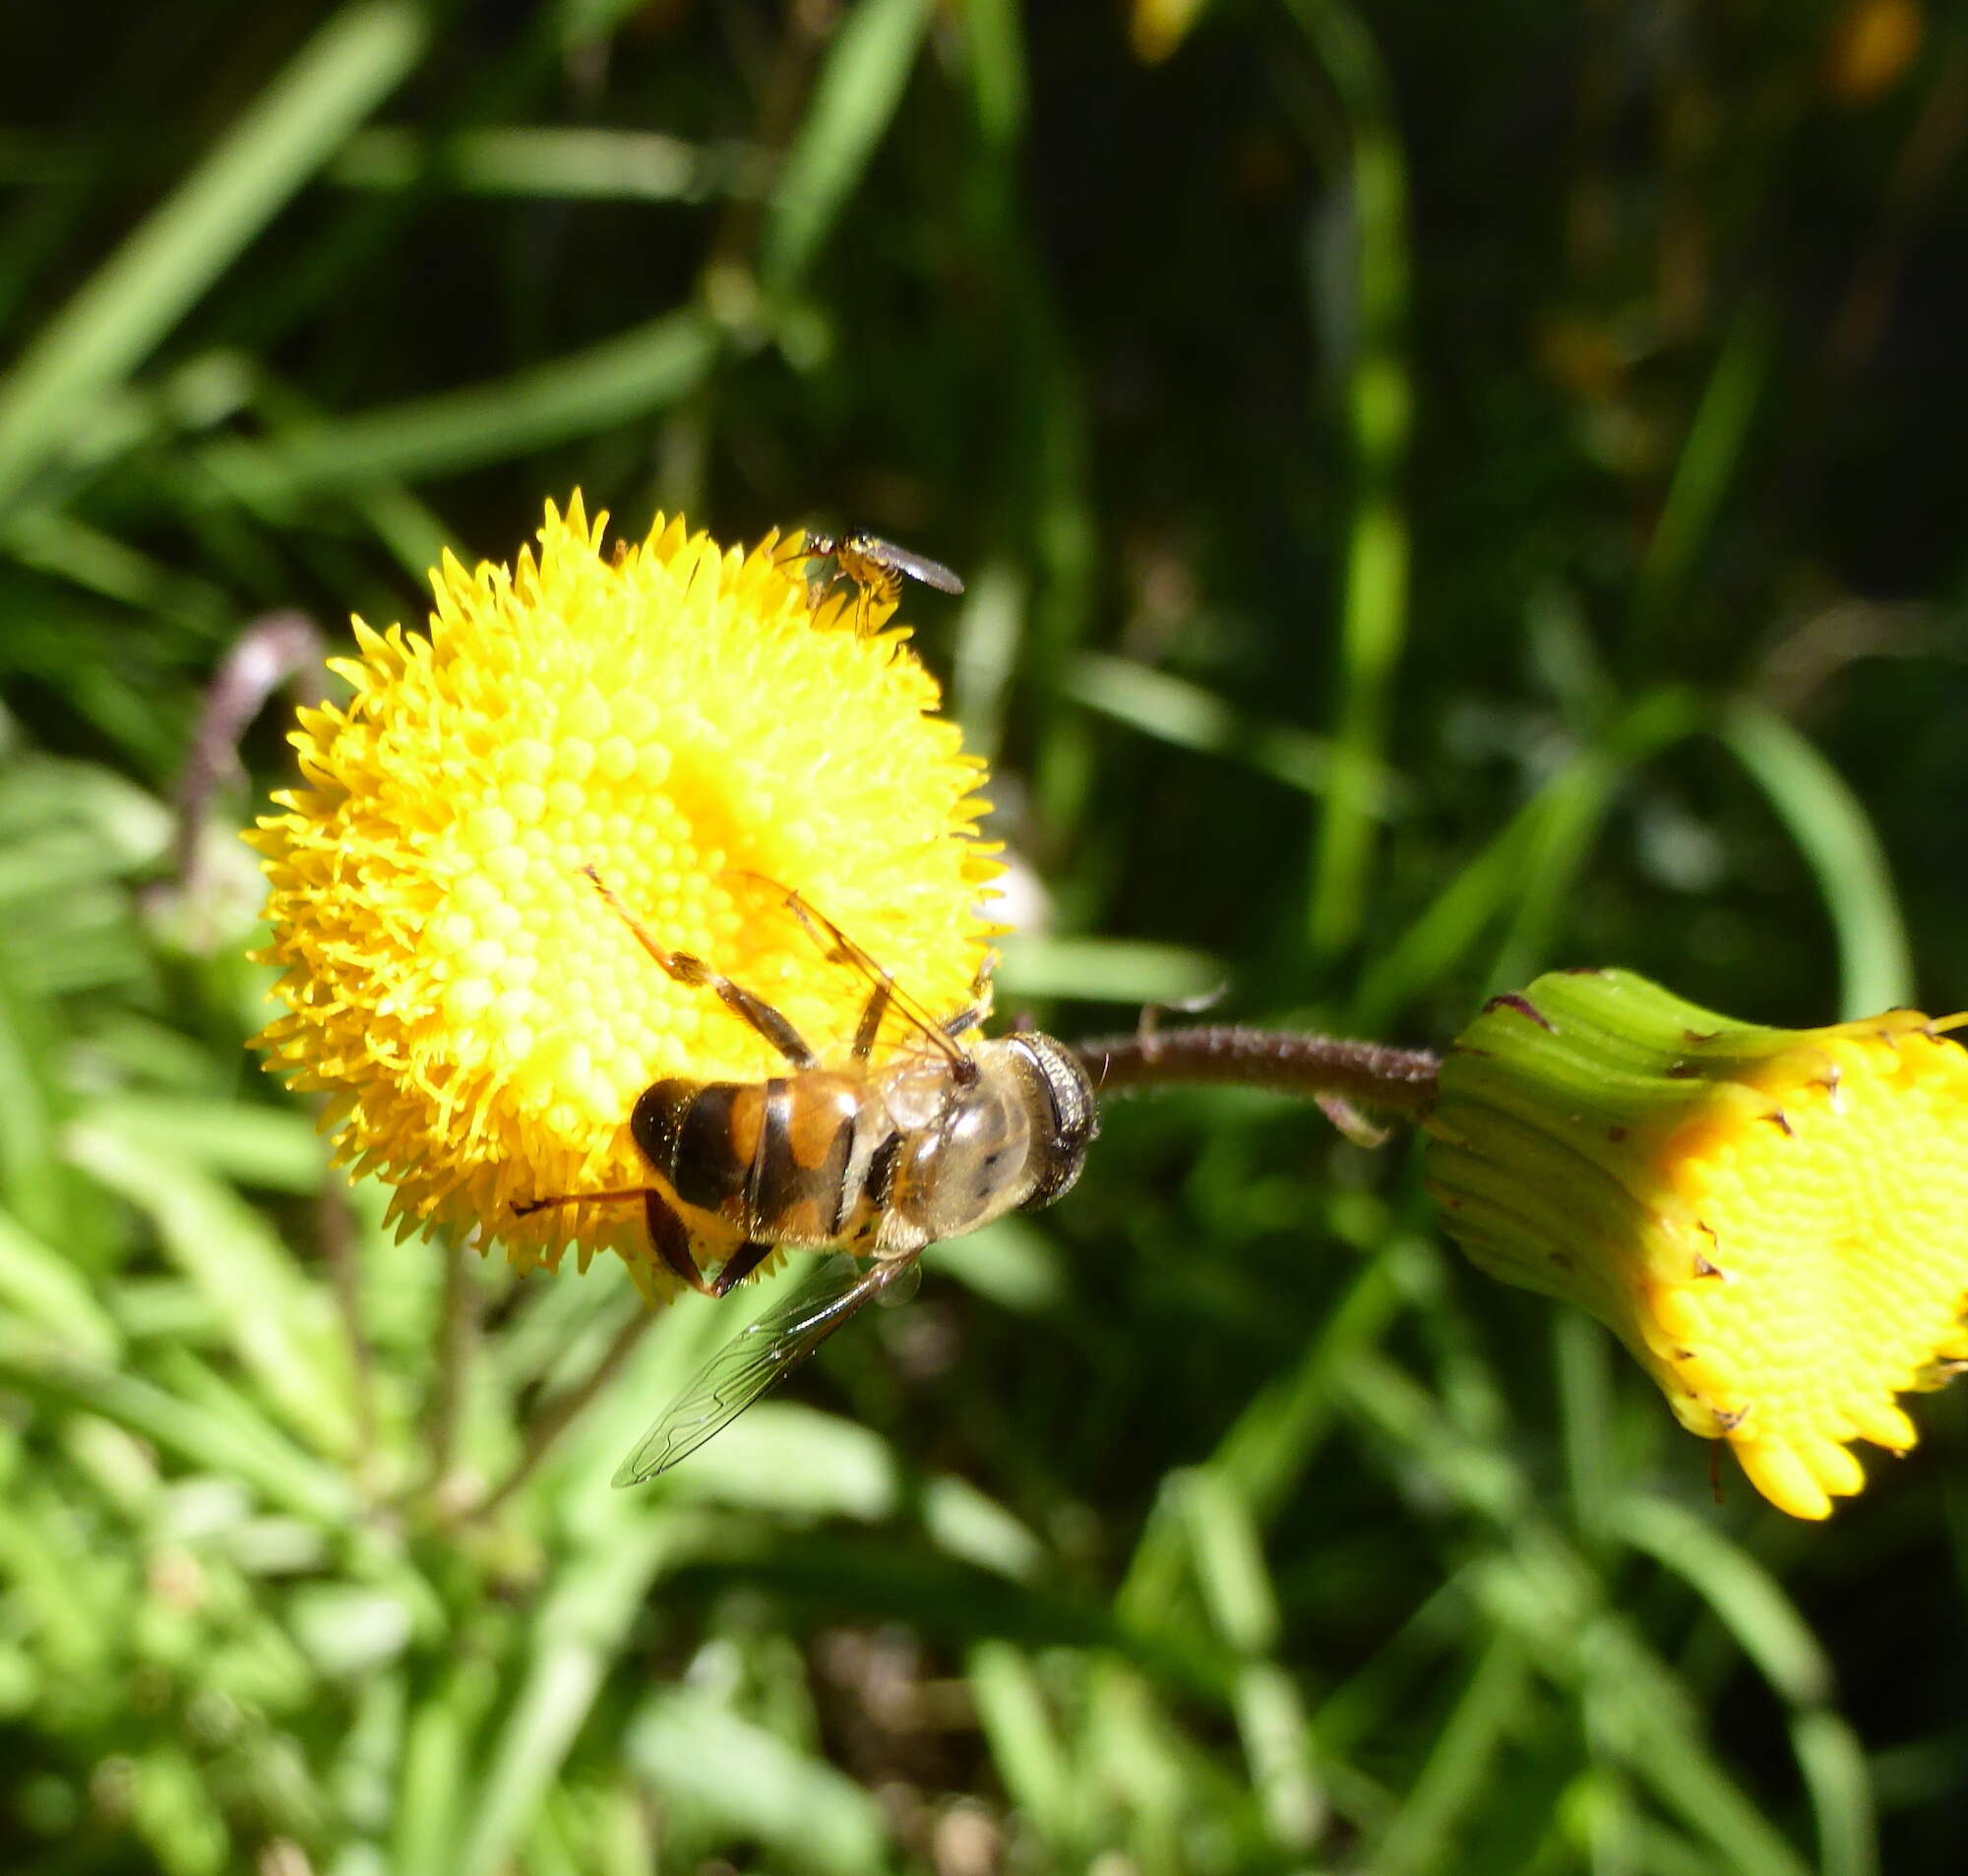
top-left (328, 126), bottom-right (764, 202)
top-left (1607, 1497), bottom-right (1832, 1709)
top-left (0, 1323), bottom-right (352, 1524)
top-left (0, 942), bottom-right (69, 1243)
top-left (1635, 299), bottom-right (1773, 641)
top-left (391, 1659), bottom-right (499, 1876)
top-left (1791, 1710), bottom-right (1877, 1876)
top-left (994, 934), bottom-right (1222, 1004)
top-left (1120, 1246), bottom-right (1409, 1625)
top-left (760, 0), bottom-right (935, 293)
top-left (967, 1640), bottom-right (1075, 1840)
top-left (198, 308), bottom-right (723, 502)
top-left (1589, 1623), bottom-right (1814, 1876)
top-left (0, 2), bottom-right (428, 506)
top-left (78, 1096), bottom-right (325, 1195)
top-left (627, 1690), bottom-right (891, 1876)
top-left (1064, 649), bottom-right (1409, 811)
top-left (1177, 1469), bottom-right (1280, 1656)
top-left (1719, 700), bottom-right (1912, 1015)
top-left (1287, 0), bottom-right (1413, 959)
top-left (66, 1120), bottom-right (353, 1455)
top-left (1234, 1661), bottom-right (1325, 1851)
top-left (0, 1205), bottom-right (121, 1361)
top-left (1372, 1636), bottom-right (1530, 1876)
top-left (455, 1520), bottom-right (686, 1876)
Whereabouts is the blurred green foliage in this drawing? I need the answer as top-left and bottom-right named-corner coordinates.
top-left (1, 0), bottom-right (1966, 1871)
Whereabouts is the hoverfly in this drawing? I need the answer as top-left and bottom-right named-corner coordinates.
top-left (514, 868), bottom-right (1097, 1484)
top-left (790, 527), bottom-right (965, 631)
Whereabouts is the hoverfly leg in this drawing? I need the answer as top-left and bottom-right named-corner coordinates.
top-left (874, 1254), bottom-right (921, 1309)
top-left (513, 1185), bottom-right (716, 1298)
top-left (646, 1189), bottom-right (713, 1295)
top-left (941, 1002), bottom-right (989, 1040)
top-left (710, 1239), bottom-right (773, 1298)
top-left (512, 1184), bottom-right (651, 1218)
top-left (849, 977), bottom-right (893, 1062)
top-left (583, 866), bottom-right (819, 1069)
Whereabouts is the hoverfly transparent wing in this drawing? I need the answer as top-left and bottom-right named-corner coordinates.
top-left (725, 870), bottom-right (970, 1071)
top-left (612, 1251), bottom-right (920, 1486)
top-left (849, 531), bottom-right (965, 596)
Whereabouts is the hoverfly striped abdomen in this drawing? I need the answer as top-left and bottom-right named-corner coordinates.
top-left (632, 1072), bottom-right (872, 1245)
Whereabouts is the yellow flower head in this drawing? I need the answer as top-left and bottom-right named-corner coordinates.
top-left (250, 496), bottom-right (999, 1298)
top-left (1426, 969), bottom-right (1968, 1519)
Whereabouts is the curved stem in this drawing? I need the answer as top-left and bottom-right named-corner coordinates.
top-left (1071, 1024), bottom-right (1439, 1118)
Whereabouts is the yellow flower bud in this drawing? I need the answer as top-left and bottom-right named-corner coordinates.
top-left (1427, 969), bottom-right (1968, 1519)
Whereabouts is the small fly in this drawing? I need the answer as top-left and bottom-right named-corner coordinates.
top-left (792, 527), bottom-right (964, 630)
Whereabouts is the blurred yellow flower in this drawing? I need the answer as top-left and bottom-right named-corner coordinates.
top-left (250, 496), bottom-right (998, 1299)
top-left (1427, 970), bottom-right (1968, 1519)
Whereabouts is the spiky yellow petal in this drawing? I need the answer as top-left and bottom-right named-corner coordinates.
top-left (1427, 970), bottom-right (1968, 1519)
top-left (249, 496), bottom-right (998, 1300)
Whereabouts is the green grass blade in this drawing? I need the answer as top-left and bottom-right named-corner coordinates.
top-left (627, 1690), bottom-right (891, 1876)
top-left (1176, 1469), bottom-right (1280, 1656)
top-left (66, 1120), bottom-right (354, 1455)
top-left (1718, 700), bottom-right (1912, 1014)
top-left (760, 0), bottom-right (935, 294)
top-left (0, 1), bottom-right (428, 508)
top-left (78, 1095), bottom-right (325, 1196)
top-left (0, 947), bottom-right (69, 1243)
top-left (328, 126), bottom-right (765, 203)
top-left (1373, 1635), bottom-right (1531, 1876)
top-left (1608, 1498), bottom-right (1831, 1708)
top-left (0, 1323), bottom-right (352, 1524)
top-left (968, 1640), bottom-right (1076, 1843)
top-left (198, 308), bottom-right (722, 504)
top-left (1063, 649), bottom-right (1411, 810)
top-left (1235, 1661), bottom-right (1325, 1852)
top-left (1590, 1623), bottom-right (1814, 1876)
top-left (0, 1205), bottom-right (121, 1361)
top-left (454, 1520), bottom-right (691, 1876)
top-left (390, 1659), bottom-right (498, 1876)
top-left (1286, 0), bottom-right (1413, 960)
top-left (1355, 689), bottom-right (1702, 1024)
top-left (1635, 300), bottom-right (1774, 646)
top-left (995, 933), bottom-right (1222, 1003)
top-left (1119, 1246), bottom-right (1410, 1625)
top-left (1791, 1710), bottom-right (1877, 1876)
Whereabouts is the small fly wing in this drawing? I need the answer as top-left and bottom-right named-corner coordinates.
top-left (612, 1253), bottom-right (915, 1486)
top-left (863, 535), bottom-right (964, 596)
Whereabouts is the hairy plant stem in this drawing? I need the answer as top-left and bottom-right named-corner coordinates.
top-left (1071, 1024), bottom-right (1439, 1118)
top-left (316, 1180), bottom-right (377, 1470)
top-left (425, 1234), bottom-right (480, 1501)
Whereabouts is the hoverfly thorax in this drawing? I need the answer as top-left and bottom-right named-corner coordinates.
top-left (884, 1035), bottom-right (1098, 1245)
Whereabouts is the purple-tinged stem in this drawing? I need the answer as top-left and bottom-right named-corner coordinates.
top-left (1071, 1024), bottom-right (1439, 1120)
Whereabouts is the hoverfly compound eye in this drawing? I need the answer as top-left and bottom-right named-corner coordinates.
top-left (1007, 1034), bottom-right (1100, 1206)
